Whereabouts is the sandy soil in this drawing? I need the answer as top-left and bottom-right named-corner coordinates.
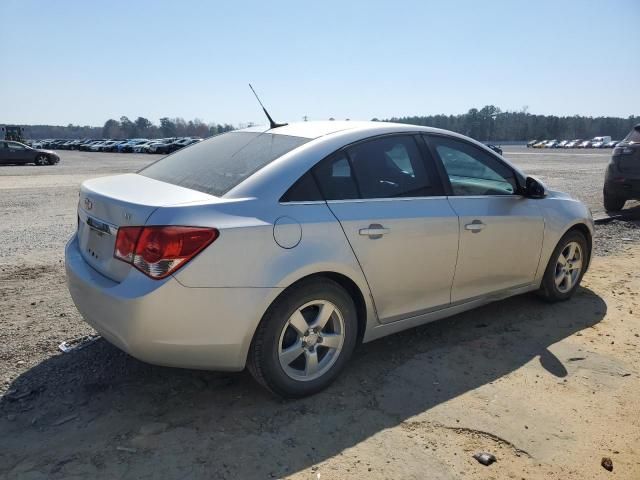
top-left (1, 246), bottom-right (639, 479)
top-left (1, 149), bottom-right (639, 479)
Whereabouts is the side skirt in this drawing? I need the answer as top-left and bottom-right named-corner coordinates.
top-left (362, 283), bottom-right (538, 343)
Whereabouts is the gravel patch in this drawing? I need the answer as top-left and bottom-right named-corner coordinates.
top-left (594, 219), bottom-right (640, 256)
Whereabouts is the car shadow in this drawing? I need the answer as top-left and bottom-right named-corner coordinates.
top-left (1, 287), bottom-right (606, 479)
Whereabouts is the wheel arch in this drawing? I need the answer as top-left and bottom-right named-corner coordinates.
top-left (257, 271), bottom-right (369, 346)
top-left (563, 222), bottom-right (593, 270)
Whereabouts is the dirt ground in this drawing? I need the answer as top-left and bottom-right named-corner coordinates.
top-left (1, 148), bottom-right (639, 479)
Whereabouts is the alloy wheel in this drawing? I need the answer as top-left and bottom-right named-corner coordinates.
top-left (278, 300), bottom-right (345, 381)
top-left (554, 241), bottom-right (583, 293)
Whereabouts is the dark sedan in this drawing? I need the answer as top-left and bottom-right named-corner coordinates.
top-left (155, 138), bottom-right (202, 154)
top-left (0, 141), bottom-right (60, 166)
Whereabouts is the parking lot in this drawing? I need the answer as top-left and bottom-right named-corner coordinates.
top-left (1, 146), bottom-right (639, 479)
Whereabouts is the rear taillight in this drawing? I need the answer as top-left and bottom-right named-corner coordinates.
top-left (114, 226), bottom-right (218, 279)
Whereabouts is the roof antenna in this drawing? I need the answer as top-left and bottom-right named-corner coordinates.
top-left (249, 84), bottom-right (287, 129)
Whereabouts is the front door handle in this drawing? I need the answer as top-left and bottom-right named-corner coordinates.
top-left (359, 224), bottom-right (390, 239)
top-left (464, 220), bottom-right (486, 232)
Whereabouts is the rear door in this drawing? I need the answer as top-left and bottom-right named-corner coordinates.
top-left (425, 134), bottom-right (544, 302)
top-left (314, 134), bottom-right (459, 323)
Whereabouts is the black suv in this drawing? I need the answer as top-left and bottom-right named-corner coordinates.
top-left (603, 124), bottom-right (640, 211)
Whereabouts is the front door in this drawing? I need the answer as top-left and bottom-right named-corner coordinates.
top-left (0, 142), bottom-right (8, 164)
top-left (6, 142), bottom-right (31, 163)
top-left (426, 135), bottom-right (544, 302)
top-left (313, 135), bottom-right (459, 323)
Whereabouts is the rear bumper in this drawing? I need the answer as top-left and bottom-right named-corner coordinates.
top-left (65, 234), bottom-right (281, 371)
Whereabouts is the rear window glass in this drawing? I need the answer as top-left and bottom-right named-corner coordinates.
top-left (139, 132), bottom-right (310, 196)
top-left (623, 126), bottom-right (640, 143)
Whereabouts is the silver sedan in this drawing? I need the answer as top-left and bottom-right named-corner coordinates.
top-left (65, 121), bottom-right (594, 397)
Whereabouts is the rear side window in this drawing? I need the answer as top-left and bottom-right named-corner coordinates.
top-left (312, 152), bottom-right (360, 200)
top-left (140, 132), bottom-right (309, 197)
top-left (280, 171), bottom-right (323, 202)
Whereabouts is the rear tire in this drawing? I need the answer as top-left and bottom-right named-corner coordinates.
top-left (603, 191), bottom-right (626, 212)
top-left (247, 278), bottom-right (358, 398)
top-left (538, 230), bottom-right (588, 302)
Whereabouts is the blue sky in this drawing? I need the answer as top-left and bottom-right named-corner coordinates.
top-left (1, 0), bottom-right (638, 126)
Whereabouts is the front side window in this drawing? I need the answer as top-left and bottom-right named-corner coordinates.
top-left (428, 136), bottom-right (517, 196)
top-left (7, 142), bottom-right (25, 150)
top-left (140, 132), bottom-right (310, 197)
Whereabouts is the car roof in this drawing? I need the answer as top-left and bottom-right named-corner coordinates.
top-left (241, 120), bottom-right (440, 139)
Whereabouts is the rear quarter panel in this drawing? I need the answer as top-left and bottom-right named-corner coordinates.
top-left (151, 199), bottom-right (379, 338)
top-left (152, 199), bottom-right (373, 296)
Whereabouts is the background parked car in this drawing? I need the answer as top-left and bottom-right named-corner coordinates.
top-left (147, 139), bottom-right (175, 154)
top-left (154, 137), bottom-right (201, 154)
top-left (603, 124), bottom-right (640, 211)
top-left (118, 139), bottom-right (149, 153)
top-left (133, 140), bottom-right (157, 153)
top-left (485, 143), bottom-right (503, 155)
top-left (0, 140), bottom-right (60, 165)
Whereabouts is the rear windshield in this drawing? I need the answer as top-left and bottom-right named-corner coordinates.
top-left (139, 132), bottom-right (310, 196)
top-left (623, 126), bottom-right (640, 143)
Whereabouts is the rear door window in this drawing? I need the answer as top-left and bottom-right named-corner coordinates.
top-left (140, 132), bottom-right (310, 197)
top-left (345, 135), bottom-right (438, 199)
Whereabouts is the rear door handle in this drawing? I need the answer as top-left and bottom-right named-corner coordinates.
top-left (464, 220), bottom-right (486, 232)
top-left (359, 224), bottom-right (390, 239)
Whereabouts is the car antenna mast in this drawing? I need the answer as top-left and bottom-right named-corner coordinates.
top-left (249, 84), bottom-right (287, 129)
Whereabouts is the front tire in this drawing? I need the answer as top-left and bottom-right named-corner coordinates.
top-left (538, 230), bottom-right (588, 302)
top-left (247, 278), bottom-right (358, 398)
top-left (603, 191), bottom-right (626, 212)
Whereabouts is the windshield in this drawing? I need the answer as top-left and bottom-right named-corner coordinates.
top-left (623, 127), bottom-right (640, 143)
top-left (140, 131), bottom-right (310, 197)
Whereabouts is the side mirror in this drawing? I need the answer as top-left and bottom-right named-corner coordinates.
top-left (525, 176), bottom-right (547, 198)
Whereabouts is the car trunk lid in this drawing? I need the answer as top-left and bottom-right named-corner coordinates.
top-left (77, 173), bottom-right (215, 282)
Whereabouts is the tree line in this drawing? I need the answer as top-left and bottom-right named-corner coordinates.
top-left (379, 106), bottom-right (638, 142)
top-left (15, 117), bottom-right (237, 140)
top-left (10, 107), bottom-right (639, 141)
top-left (101, 116), bottom-right (235, 140)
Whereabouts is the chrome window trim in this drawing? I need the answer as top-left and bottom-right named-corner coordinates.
top-left (325, 196), bottom-right (450, 204)
top-left (279, 193), bottom-right (524, 206)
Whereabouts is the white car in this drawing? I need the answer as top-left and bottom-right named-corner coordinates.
top-left (133, 141), bottom-right (155, 153)
top-left (66, 121), bottom-right (594, 397)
